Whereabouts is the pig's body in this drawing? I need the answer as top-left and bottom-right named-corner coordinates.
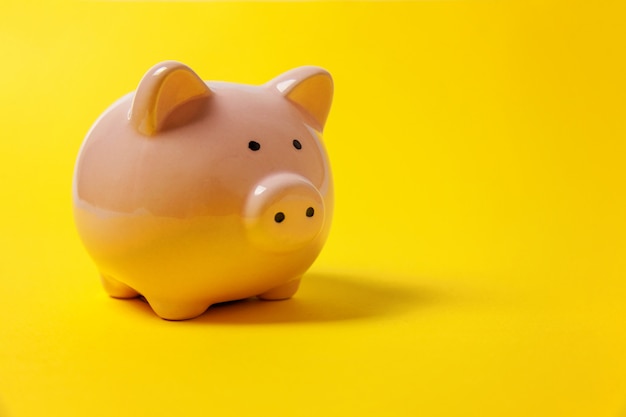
top-left (73, 62), bottom-right (333, 320)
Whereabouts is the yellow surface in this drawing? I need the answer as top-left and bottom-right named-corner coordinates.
top-left (1, 1), bottom-right (625, 416)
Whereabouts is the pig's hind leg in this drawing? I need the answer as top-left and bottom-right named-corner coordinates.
top-left (100, 274), bottom-right (139, 299)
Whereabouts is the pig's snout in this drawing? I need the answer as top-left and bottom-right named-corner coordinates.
top-left (244, 173), bottom-right (325, 252)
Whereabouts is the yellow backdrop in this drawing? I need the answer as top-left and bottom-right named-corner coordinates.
top-left (1, 1), bottom-right (625, 416)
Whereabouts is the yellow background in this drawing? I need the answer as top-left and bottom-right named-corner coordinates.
top-left (1, 1), bottom-right (625, 416)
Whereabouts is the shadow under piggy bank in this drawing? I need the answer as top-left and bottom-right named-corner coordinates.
top-left (177, 271), bottom-right (443, 325)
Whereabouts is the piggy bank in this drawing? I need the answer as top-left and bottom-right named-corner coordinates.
top-left (73, 61), bottom-right (333, 320)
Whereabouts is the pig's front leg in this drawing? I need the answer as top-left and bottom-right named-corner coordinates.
top-left (145, 297), bottom-right (211, 321)
top-left (257, 278), bottom-right (301, 301)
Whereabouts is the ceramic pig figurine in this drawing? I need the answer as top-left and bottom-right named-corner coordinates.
top-left (73, 61), bottom-right (333, 320)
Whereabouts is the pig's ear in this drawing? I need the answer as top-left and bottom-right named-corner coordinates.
top-left (129, 61), bottom-right (212, 136)
top-left (268, 67), bottom-right (333, 131)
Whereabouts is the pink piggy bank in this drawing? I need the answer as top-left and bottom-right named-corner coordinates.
top-left (73, 61), bottom-right (334, 320)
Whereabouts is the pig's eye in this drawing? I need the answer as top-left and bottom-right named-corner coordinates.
top-left (248, 141), bottom-right (261, 151)
top-left (292, 139), bottom-right (302, 150)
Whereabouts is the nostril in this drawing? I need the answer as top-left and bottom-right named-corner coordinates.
top-left (274, 212), bottom-right (285, 223)
top-left (306, 207), bottom-right (315, 217)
